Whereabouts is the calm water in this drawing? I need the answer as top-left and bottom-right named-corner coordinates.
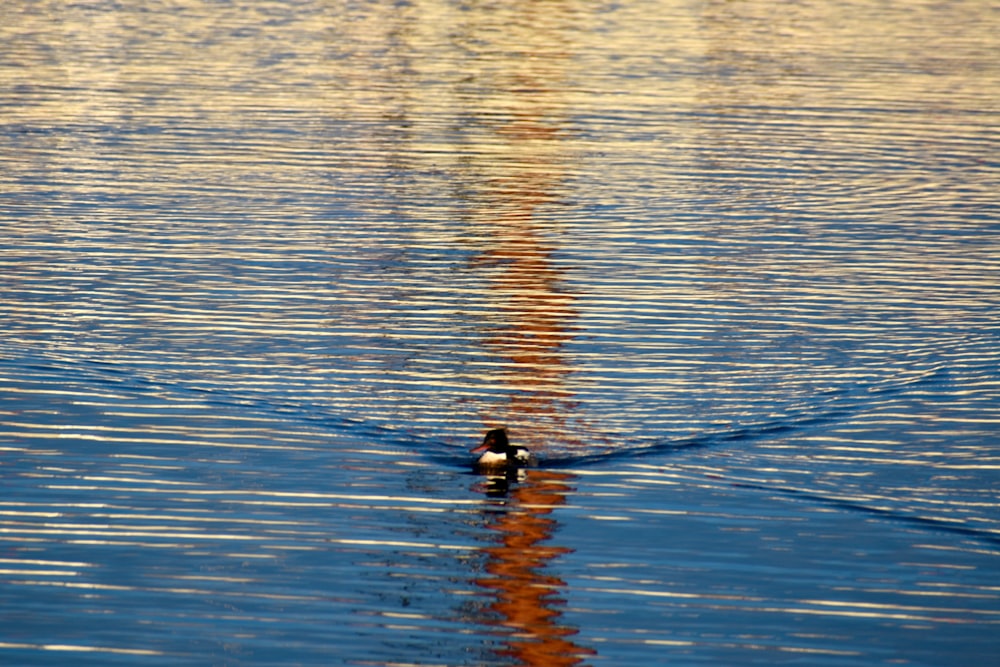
top-left (2, 0), bottom-right (999, 664)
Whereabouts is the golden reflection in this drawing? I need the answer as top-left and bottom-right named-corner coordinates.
top-left (474, 470), bottom-right (594, 666)
top-left (453, 2), bottom-right (589, 453)
top-left (436, 2), bottom-right (597, 664)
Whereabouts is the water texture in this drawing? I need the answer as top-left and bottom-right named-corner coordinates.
top-left (1, 0), bottom-right (998, 664)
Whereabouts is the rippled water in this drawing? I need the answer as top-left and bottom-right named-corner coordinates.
top-left (2, 0), bottom-right (998, 664)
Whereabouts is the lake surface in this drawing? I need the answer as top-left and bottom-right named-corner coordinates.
top-left (1, 0), bottom-right (998, 664)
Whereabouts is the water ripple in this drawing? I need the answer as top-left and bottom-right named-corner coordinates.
top-left (2, 0), bottom-right (998, 664)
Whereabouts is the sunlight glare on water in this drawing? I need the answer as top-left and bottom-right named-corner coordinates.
top-left (1, 0), bottom-right (998, 664)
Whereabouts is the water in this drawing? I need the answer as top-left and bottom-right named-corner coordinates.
top-left (1, 0), bottom-right (998, 664)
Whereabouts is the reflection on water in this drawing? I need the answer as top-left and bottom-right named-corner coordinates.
top-left (453, 0), bottom-right (596, 453)
top-left (460, 15), bottom-right (598, 660)
top-left (473, 470), bottom-right (593, 666)
top-left (1, 0), bottom-right (999, 664)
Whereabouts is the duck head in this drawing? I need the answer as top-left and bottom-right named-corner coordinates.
top-left (470, 427), bottom-right (510, 455)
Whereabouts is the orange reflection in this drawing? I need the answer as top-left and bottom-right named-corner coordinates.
top-left (455, 3), bottom-right (596, 664)
top-left (464, 19), bottom-right (589, 453)
top-left (475, 470), bottom-right (594, 666)
top-left (472, 195), bottom-right (583, 451)
top-left (468, 124), bottom-right (595, 664)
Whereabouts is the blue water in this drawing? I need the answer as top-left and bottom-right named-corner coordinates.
top-left (2, 0), bottom-right (999, 664)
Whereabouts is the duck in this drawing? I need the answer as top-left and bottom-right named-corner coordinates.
top-left (470, 428), bottom-right (531, 472)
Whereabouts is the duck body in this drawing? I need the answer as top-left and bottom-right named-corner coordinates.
top-left (471, 428), bottom-right (531, 472)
